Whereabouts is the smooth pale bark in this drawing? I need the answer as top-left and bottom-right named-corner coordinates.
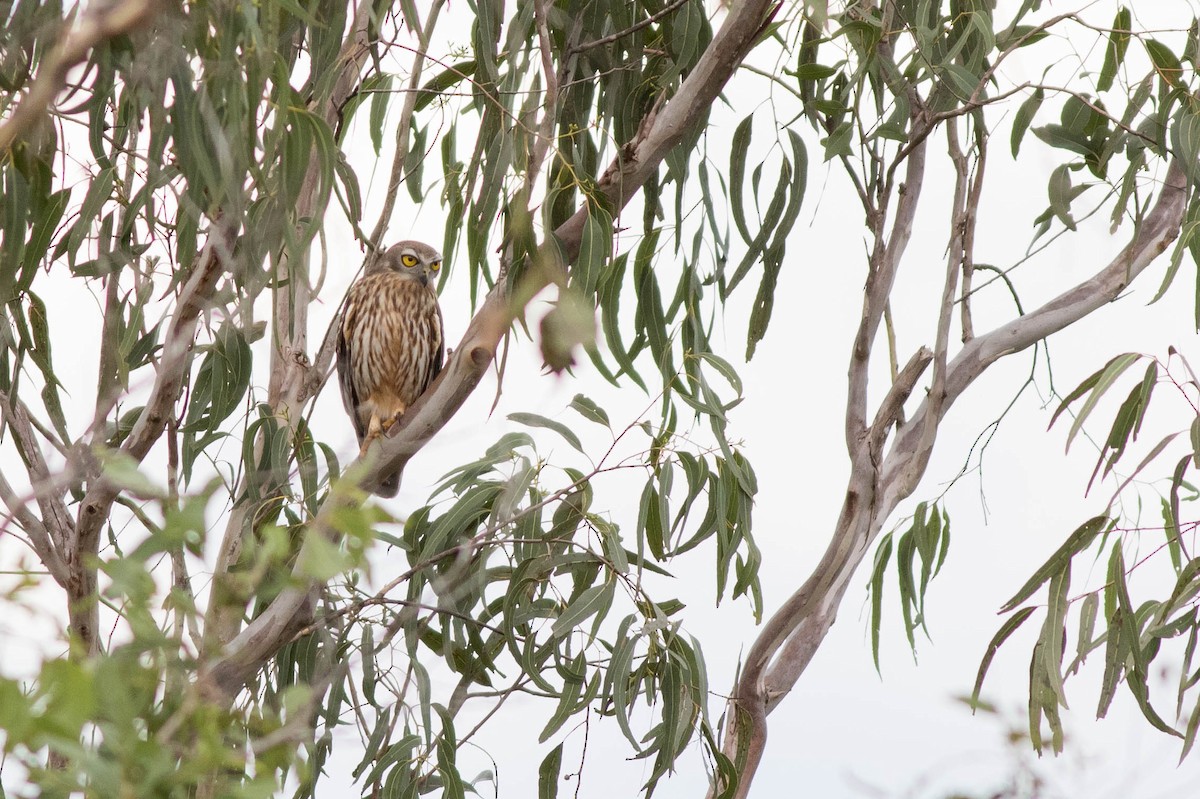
top-left (203, 0), bottom-right (779, 698)
top-left (714, 159), bottom-right (1188, 799)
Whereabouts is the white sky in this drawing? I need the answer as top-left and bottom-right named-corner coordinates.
top-left (5, 1), bottom-right (1200, 797)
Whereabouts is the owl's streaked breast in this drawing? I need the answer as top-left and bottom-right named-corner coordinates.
top-left (342, 271), bottom-right (444, 430)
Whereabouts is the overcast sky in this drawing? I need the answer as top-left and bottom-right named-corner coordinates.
top-left (4, 1), bottom-right (1200, 797)
top-left (316, 3), bottom-right (1200, 796)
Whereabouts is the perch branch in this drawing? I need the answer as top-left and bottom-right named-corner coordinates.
top-left (201, 0), bottom-right (780, 698)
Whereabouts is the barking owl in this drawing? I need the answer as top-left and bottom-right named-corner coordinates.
top-left (336, 241), bottom-right (445, 497)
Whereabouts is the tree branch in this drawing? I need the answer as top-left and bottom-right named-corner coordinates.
top-left (880, 158), bottom-right (1189, 506)
top-left (201, 0), bottom-right (779, 698)
top-left (569, 0), bottom-right (692, 55)
top-left (717, 159), bottom-right (1189, 799)
top-left (66, 216), bottom-right (236, 654)
top-left (268, 0), bottom-right (377, 418)
top-left (0, 464), bottom-right (68, 585)
top-left (0, 0), bottom-right (158, 154)
top-left (366, 0), bottom-right (445, 256)
top-left (846, 124), bottom-right (928, 452)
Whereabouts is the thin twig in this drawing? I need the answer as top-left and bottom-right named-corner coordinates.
top-left (367, 0), bottom-right (446, 255)
top-left (570, 0), bottom-right (691, 55)
top-left (526, 0), bottom-right (560, 197)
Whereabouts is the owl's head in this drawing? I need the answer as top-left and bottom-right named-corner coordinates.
top-left (378, 240), bottom-right (442, 287)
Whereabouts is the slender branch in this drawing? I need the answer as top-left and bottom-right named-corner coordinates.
top-left (881, 159), bottom-right (1189, 505)
top-left (569, 0), bottom-right (691, 55)
top-left (0, 467), bottom-right (67, 585)
top-left (0, 0), bottom-right (158, 154)
top-left (917, 117), bottom-right (972, 462)
top-left (66, 216), bottom-right (236, 655)
top-left (960, 112), bottom-right (987, 342)
top-left (845, 119), bottom-right (928, 452)
top-left (200, 0), bottom-right (779, 698)
top-left (366, 0), bottom-right (445, 255)
top-left (526, 0), bottom-right (559, 197)
top-left (0, 391), bottom-right (76, 557)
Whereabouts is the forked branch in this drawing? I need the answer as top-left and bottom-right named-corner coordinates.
top-left (202, 0), bottom-right (780, 699)
top-left (716, 158), bottom-right (1190, 799)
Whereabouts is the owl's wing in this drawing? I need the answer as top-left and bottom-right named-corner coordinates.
top-left (428, 300), bottom-right (446, 385)
top-left (335, 303), bottom-right (366, 445)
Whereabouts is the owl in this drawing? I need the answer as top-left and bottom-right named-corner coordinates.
top-left (336, 241), bottom-right (445, 497)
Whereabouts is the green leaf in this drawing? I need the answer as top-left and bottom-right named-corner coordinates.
top-left (508, 412), bottom-right (584, 453)
top-left (21, 188), bottom-right (69, 286)
top-left (1047, 164), bottom-right (1077, 231)
top-left (1073, 592), bottom-right (1101, 674)
top-left (416, 60), bottom-right (479, 112)
top-left (539, 655), bottom-right (586, 742)
top-left (538, 744), bottom-right (563, 799)
top-left (370, 74), bottom-right (394, 156)
top-left (973, 607), bottom-right (1037, 704)
top-left (604, 615), bottom-right (642, 750)
top-left (791, 62), bottom-right (838, 80)
top-left (727, 156), bottom-right (791, 296)
top-left (1170, 102), bottom-right (1200, 187)
top-left (1038, 564), bottom-right (1072, 708)
top-left (1001, 516), bottom-right (1110, 612)
top-left (362, 625), bottom-right (378, 707)
top-left (568, 394), bottom-right (611, 428)
top-left (1181, 680), bottom-right (1200, 761)
top-left (573, 203), bottom-right (613, 298)
top-left (821, 120), bottom-right (854, 161)
top-left (729, 114), bottom-right (754, 245)
top-left (1058, 353), bottom-right (1142, 452)
top-left (1098, 8), bottom-right (1132, 93)
top-left (1011, 88), bottom-right (1044, 157)
top-left (1146, 38), bottom-right (1184, 87)
top-left (435, 706), bottom-right (466, 799)
top-left (550, 581), bottom-right (613, 641)
top-left (1097, 605), bottom-right (1124, 719)
top-left (869, 533), bottom-right (894, 672)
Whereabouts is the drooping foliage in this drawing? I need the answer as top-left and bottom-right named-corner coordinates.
top-left (3, 1), bottom-right (1200, 798)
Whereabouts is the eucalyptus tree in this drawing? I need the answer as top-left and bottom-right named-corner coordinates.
top-left (1, 1), bottom-right (1199, 798)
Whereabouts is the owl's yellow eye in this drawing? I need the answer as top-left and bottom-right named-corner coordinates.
top-left (430, 260), bottom-right (441, 272)
top-left (400, 254), bottom-right (418, 267)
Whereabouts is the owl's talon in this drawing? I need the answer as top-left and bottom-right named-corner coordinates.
top-left (382, 409), bottom-right (405, 433)
top-left (360, 416), bottom-right (385, 456)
